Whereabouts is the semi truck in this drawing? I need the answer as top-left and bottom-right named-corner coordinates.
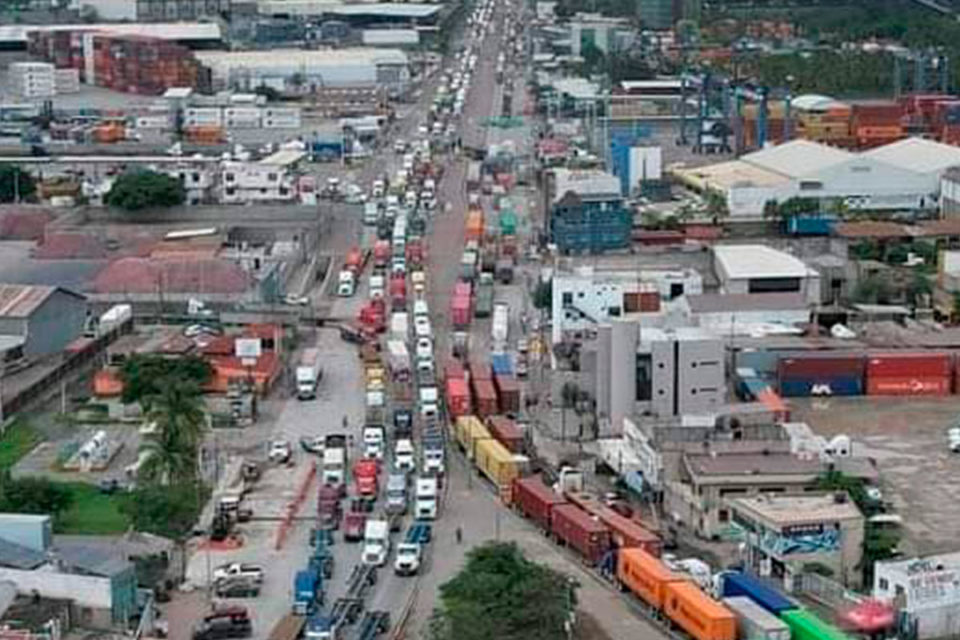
top-left (386, 340), bottom-right (410, 382)
top-left (415, 477), bottom-right (438, 520)
top-left (475, 273), bottom-right (494, 318)
top-left (394, 523), bottom-right (431, 577)
top-left (293, 569), bottom-right (322, 615)
top-left (296, 348), bottom-right (323, 400)
top-left (492, 302), bottom-right (509, 347)
top-left (362, 519), bottom-right (390, 566)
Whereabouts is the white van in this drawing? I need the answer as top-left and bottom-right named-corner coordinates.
top-left (363, 202), bottom-right (380, 226)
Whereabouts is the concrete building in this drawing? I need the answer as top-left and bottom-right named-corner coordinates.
top-left (730, 492), bottom-right (865, 589)
top-left (713, 244), bottom-right (821, 305)
top-left (667, 452), bottom-right (824, 540)
top-left (591, 324), bottom-right (725, 433)
top-left (549, 169), bottom-right (631, 254)
top-left (194, 48), bottom-right (410, 96)
top-left (0, 285), bottom-right (87, 360)
top-left (674, 138), bottom-right (960, 218)
top-left (257, 1), bottom-right (442, 25)
top-left (7, 22), bottom-right (224, 50)
top-left (8, 62), bottom-right (56, 99)
top-left (79, 0), bottom-right (231, 20)
top-left (940, 166), bottom-right (960, 218)
top-left (219, 149), bottom-right (305, 204)
top-left (681, 292), bottom-right (811, 336)
top-left (551, 265), bottom-right (702, 344)
top-left (0, 514), bottom-right (137, 628)
top-left (874, 552), bottom-right (960, 639)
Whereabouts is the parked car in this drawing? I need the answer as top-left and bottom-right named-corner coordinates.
top-left (268, 440), bottom-right (291, 463)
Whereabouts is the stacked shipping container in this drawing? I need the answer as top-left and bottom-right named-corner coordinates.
top-left (777, 353), bottom-right (865, 397)
top-left (866, 352), bottom-right (953, 396)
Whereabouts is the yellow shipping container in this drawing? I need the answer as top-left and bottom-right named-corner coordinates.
top-left (454, 415), bottom-right (491, 460)
top-left (474, 438), bottom-right (520, 490)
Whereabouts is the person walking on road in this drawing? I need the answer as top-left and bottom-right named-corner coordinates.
top-left (455, 525), bottom-right (463, 544)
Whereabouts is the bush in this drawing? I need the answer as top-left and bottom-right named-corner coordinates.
top-left (105, 170), bottom-right (185, 211)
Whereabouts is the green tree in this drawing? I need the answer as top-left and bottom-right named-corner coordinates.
top-left (853, 274), bottom-right (893, 304)
top-left (705, 190), bottom-right (729, 222)
top-left (0, 165), bottom-right (36, 203)
top-left (120, 482), bottom-right (204, 540)
top-left (762, 199), bottom-right (780, 221)
top-left (816, 470), bottom-right (899, 584)
top-left (532, 280), bottom-right (553, 310)
top-left (139, 381), bottom-right (207, 485)
top-left (0, 474), bottom-right (73, 521)
top-left (779, 197), bottom-right (819, 217)
top-left (105, 170), bottom-right (185, 211)
top-left (429, 542), bottom-right (576, 640)
top-left (120, 354), bottom-right (212, 408)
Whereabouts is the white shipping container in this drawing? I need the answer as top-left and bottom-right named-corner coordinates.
top-left (184, 107), bottom-right (222, 126)
top-left (53, 68), bottom-right (80, 94)
top-left (135, 116), bottom-right (171, 129)
top-left (722, 597), bottom-right (790, 640)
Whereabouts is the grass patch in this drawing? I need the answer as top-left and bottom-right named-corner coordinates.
top-left (56, 483), bottom-right (130, 535)
top-left (0, 420), bottom-right (41, 472)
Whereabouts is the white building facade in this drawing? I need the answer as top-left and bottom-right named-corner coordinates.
top-left (874, 553), bottom-right (960, 639)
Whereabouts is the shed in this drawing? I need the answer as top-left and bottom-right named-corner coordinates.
top-left (0, 285), bottom-right (87, 359)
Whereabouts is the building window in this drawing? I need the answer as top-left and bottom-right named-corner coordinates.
top-left (718, 509), bottom-right (729, 523)
top-left (225, 187), bottom-right (236, 196)
top-left (799, 180), bottom-right (823, 191)
top-left (267, 173), bottom-right (278, 181)
top-left (192, 172), bottom-right (200, 183)
top-left (225, 173), bottom-right (235, 182)
top-left (608, 307), bottom-right (621, 316)
top-left (879, 578), bottom-right (889, 591)
top-left (748, 277), bottom-right (801, 294)
top-left (562, 292), bottom-right (573, 305)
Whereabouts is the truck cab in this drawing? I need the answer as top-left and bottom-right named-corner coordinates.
top-left (305, 614), bottom-right (338, 640)
top-left (386, 473), bottom-right (407, 514)
top-left (419, 386), bottom-right (439, 420)
top-left (362, 426), bottom-right (385, 460)
top-left (394, 439), bottom-right (415, 472)
top-left (415, 477), bottom-right (438, 520)
top-left (394, 542), bottom-right (422, 576)
top-left (362, 519), bottom-right (390, 566)
top-left (322, 447), bottom-right (346, 488)
top-left (292, 569), bottom-right (321, 615)
top-left (423, 444), bottom-right (445, 475)
top-left (337, 271), bottom-right (356, 297)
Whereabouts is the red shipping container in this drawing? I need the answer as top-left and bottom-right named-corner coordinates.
top-left (443, 359), bottom-right (466, 382)
top-left (494, 373), bottom-right (521, 414)
top-left (565, 491), bottom-right (661, 556)
top-left (472, 378), bottom-right (499, 417)
top-left (446, 378), bottom-right (471, 417)
top-left (867, 352), bottom-right (952, 377)
top-left (512, 476), bottom-right (567, 531)
top-left (469, 357), bottom-right (492, 381)
top-left (778, 353), bottom-right (865, 378)
top-left (550, 503), bottom-right (611, 565)
top-left (487, 415), bottom-right (524, 452)
top-left (867, 376), bottom-right (951, 396)
top-left (451, 295), bottom-right (471, 328)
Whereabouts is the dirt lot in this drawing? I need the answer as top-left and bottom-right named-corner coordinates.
top-left (791, 395), bottom-right (960, 556)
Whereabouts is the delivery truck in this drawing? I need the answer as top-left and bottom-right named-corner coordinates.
top-left (296, 348), bottom-right (323, 400)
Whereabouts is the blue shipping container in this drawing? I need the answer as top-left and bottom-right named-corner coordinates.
top-left (720, 572), bottom-right (797, 615)
top-left (785, 215), bottom-right (835, 236)
top-left (491, 353), bottom-right (513, 376)
top-left (737, 350), bottom-right (779, 376)
top-left (739, 377), bottom-right (771, 401)
top-left (779, 375), bottom-right (863, 397)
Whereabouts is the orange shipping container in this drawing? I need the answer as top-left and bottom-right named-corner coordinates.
top-left (617, 548), bottom-right (682, 609)
top-left (662, 581), bottom-right (736, 640)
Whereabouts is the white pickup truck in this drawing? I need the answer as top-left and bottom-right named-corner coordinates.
top-left (213, 562), bottom-right (263, 584)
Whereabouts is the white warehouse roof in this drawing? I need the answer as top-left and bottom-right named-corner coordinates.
top-left (195, 48), bottom-right (408, 71)
top-left (0, 22), bottom-right (222, 44)
top-left (714, 244), bottom-right (809, 280)
top-left (864, 137), bottom-right (960, 175)
top-left (361, 29), bottom-right (419, 46)
top-left (258, 0), bottom-right (441, 18)
top-left (740, 139), bottom-right (853, 178)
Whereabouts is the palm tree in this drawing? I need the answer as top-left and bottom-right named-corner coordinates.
top-left (139, 381), bottom-right (207, 485)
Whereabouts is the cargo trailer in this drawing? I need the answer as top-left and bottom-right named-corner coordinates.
top-left (722, 596), bottom-right (790, 640)
top-left (616, 547), bottom-right (682, 610)
top-left (662, 581), bottom-right (736, 640)
top-left (511, 476), bottom-right (565, 531)
top-left (550, 504), bottom-right (611, 566)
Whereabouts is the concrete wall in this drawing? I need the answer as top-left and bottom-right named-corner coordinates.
top-left (676, 336), bottom-right (724, 415)
top-left (609, 320), bottom-right (637, 435)
top-left (0, 567), bottom-right (111, 610)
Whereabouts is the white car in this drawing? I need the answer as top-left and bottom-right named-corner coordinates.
top-left (284, 294), bottom-right (309, 306)
top-left (417, 124), bottom-right (429, 136)
top-left (415, 337), bottom-right (433, 361)
top-left (391, 257), bottom-right (407, 276)
top-left (414, 315), bottom-right (431, 338)
top-left (394, 139), bottom-right (407, 153)
top-left (268, 440), bottom-right (291, 463)
top-left (369, 274), bottom-right (385, 299)
top-left (411, 271), bottom-right (427, 296)
top-left (372, 180), bottom-right (385, 198)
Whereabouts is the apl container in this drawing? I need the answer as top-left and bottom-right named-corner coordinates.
top-left (779, 375), bottom-right (863, 397)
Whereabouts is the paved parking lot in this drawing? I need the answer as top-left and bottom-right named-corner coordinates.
top-left (791, 396), bottom-right (960, 555)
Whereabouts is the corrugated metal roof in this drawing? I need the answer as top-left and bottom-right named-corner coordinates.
top-left (864, 136), bottom-right (960, 175)
top-left (552, 168), bottom-right (620, 203)
top-left (0, 537), bottom-right (48, 570)
top-left (361, 29), bottom-right (419, 45)
top-left (259, 1), bottom-right (441, 17)
top-left (713, 245), bottom-right (809, 280)
top-left (0, 22), bottom-right (222, 44)
top-left (55, 539), bottom-right (131, 577)
top-left (741, 139), bottom-right (853, 178)
top-left (0, 285), bottom-right (74, 318)
top-left (195, 48), bottom-right (408, 75)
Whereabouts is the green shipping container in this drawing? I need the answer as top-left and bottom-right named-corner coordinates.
top-left (499, 211), bottom-right (517, 236)
top-left (780, 609), bottom-right (852, 640)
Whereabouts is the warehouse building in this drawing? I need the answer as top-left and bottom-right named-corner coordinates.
top-left (730, 492), bottom-right (865, 589)
top-left (0, 285), bottom-right (87, 360)
top-left (668, 453), bottom-right (825, 541)
top-left (874, 552), bottom-right (960, 639)
top-left (77, 0), bottom-right (231, 21)
top-left (549, 168), bottom-right (631, 254)
top-left (713, 244), bottom-right (821, 305)
top-left (194, 48), bottom-right (410, 96)
top-left (5, 22), bottom-right (223, 50)
top-left (0, 514), bottom-right (137, 628)
top-left (257, 1), bottom-right (442, 26)
top-left (673, 137), bottom-right (960, 218)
